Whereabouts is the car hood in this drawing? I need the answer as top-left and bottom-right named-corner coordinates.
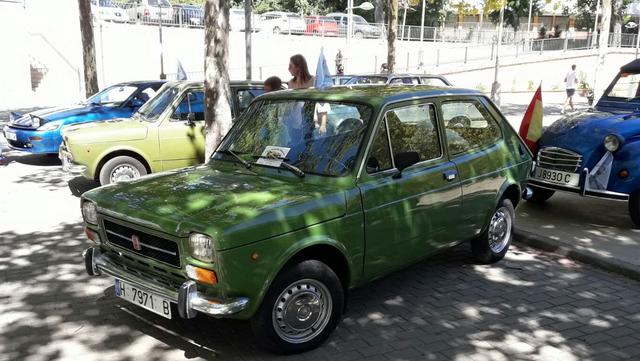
top-left (85, 165), bottom-right (347, 250)
top-left (11, 104), bottom-right (109, 127)
top-left (62, 117), bottom-right (148, 144)
top-left (540, 110), bottom-right (640, 155)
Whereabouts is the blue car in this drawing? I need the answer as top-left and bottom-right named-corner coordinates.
top-left (3, 80), bottom-right (165, 155)
top-left (528, 58), bottom-right (640, 226)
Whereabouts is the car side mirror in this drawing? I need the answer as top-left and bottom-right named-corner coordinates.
top-left (392, 151), bottom-right (420, 179)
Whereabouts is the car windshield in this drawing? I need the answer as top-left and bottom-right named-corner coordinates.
top-left (85, 85), bottom-right (137, 106)
top-left (136, 85), bottom-right (180, 121)
top-left (605, 72), bottom-right (640, 99)
top-left (215, 99), bottom-right (374, 177)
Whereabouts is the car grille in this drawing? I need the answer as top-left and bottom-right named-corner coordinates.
top-left (537, 147), bottom-right (582, 172)
top-left (103, 219), bottom-right (181, 268)
top-left (103, 249), bottom-right (186, 290)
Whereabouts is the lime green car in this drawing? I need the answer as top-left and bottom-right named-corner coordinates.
top-left (60, 80), bottom-right (264, 185)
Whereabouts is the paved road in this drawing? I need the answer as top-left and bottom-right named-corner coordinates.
top-left (1, 148), bottom-right (640, 361)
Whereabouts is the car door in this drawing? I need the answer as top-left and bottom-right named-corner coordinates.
top-left (157, 88), bottom-right (205, 170)
top-left (358, 101), bottom-right (463, 279)
top-left (438, 96), bottom-right (504, 238)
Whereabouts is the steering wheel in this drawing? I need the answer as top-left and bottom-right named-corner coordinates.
top-left (448, 115), bottom-right (471, 128)
top-left (336, 118), bottom-right (364, 133)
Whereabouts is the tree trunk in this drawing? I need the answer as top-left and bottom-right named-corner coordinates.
top-left (374, 0), bottom-right (385, 24)
top-left (78, 0), bottom-right (99, 98)
top-left (244, 0), bottom-right (252, 80)
top-left (204, 0), bottom-right (232, 160)
top-left (387, 0), bottom-right (398, 73)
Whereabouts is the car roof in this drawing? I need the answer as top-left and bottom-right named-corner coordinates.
top-left (162, 80), bottom-right (264, 89)
top-left (258, 85), bottom-right (481, 108)
top-left (114, 80), bottom-right (167, 87)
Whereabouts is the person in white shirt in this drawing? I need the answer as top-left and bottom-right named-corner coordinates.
top-left (562, 64), bottom-right (578, 114)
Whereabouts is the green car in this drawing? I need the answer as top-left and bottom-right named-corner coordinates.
top-left (80, 85), bottom-right (533, 353)
top-left (60, 80), bottom-right (264, 185)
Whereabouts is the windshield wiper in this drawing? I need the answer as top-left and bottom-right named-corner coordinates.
top-left (216, 149), bottom-right (252, 169)
top-left (252, 155), bottom-right (305, 177)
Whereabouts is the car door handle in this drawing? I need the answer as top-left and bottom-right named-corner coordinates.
top-left (443, 170), bottom-right (457, 182)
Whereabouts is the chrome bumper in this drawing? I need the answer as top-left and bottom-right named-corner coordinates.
top-left (529, 167), bottom-right (629, 201)
top-left (58, 147), bottom-right (86, 174)
top-left (83, 247), bottom-right (249, 318)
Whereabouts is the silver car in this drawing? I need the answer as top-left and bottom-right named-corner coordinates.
top-left (124, 0), bottom-right (173, 23)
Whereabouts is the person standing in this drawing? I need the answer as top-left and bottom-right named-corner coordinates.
top-left (335, 50), bottom-right (344, 75)
top-left (562, 64), bottom-right (578, 114)
top-left (263, 76), bottom-right (283, 92)
top-left (287, 54), bottom-right (315, 89)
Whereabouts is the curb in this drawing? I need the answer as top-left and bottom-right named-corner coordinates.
top-left (514, 228), bottom-right (640, 282)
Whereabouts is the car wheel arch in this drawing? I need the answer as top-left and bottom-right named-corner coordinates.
top-left (95, 149), bottom-right (151, 182)
top-left (255, 240), bottom-right (352, 313)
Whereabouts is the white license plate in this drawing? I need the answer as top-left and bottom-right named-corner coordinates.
top-left (115, 279), bottom-right (172, 319)
top-left (5, 131), bottom-right (16, 141)
top-left (534, 167), bottom-right (580, 187)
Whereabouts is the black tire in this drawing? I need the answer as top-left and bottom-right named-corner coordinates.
top-left (99, 155), bottom-right (147, 185)
top-left (526, 185), bottom-right (555, 204)
top-left (273, 26), bottom-right (281, 34)
top-left (354, 31), bottom-right (364, 39)
top-left (471, 198), bottom-right (515, 264)
top-left (250, 260), bottom-right (344, 354)
top-left (629, 192), bottom-right (640, 228)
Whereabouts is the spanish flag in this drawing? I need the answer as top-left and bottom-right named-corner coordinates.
top-left (519, 85), bottom-right (543, 153)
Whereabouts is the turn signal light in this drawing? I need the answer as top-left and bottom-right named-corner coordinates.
top-left (619, 169), bottom-right (630, 179)
top-left (28, 136), bottom-right (42, 141)
top-left (85, 227), bottom-right (94, 241)
top-left (186, 265), bottom-right (218, 285)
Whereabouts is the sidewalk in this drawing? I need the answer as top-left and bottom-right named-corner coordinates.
top-left (515, 186), bottom-right (640, 282)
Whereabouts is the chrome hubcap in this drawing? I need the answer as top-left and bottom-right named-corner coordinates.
top-left (272, 279), bottom-right (332, 344)
top-left (110, 164), bottom-right (140, 183)
top-left (488, 207), bottom-right (512, 253)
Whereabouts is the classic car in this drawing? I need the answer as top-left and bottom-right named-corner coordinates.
top-left (527, 58), bottom-right (640, 227)
top-left (345, 73), bottom-right (452, 86)
top-left (80, 85), bottom-right (532, 353)
top-left (59, 80), bottom-right (264, 185)
top-left (258, 11), bottom-right (307, 35)
top-left (304, 15), bottom-right (339, 36)
top-left (3, 81), bottom-right (164, 155)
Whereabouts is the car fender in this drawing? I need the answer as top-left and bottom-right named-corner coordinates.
top-left (92, 144), bottom-right (156, 178)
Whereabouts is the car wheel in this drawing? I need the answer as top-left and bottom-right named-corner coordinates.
top-left (273, 26), bottom-right (281, 34)
top-left (471, 198), bottom-right (514, 264)
top-left (250, 260), bottom-right (344, 354)
top-left (526, 185), bottom-right (555, 203)
top-left (629, 192), bottom-right (640, 228)
top-left (354, 31), bottom-right (364, 39)
top-left (99, 156), bottom-right (147, 185)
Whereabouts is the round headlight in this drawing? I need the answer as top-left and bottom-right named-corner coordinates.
top-left (189, 233), bottom-right (214, 262)
top-left (604, 134), bottom-right (621, 152)
top-left (82, 201), bottom-right (98, 224)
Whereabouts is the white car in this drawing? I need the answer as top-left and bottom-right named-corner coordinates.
top-left (91, 0), bottom-right (130, 23)
top-left (123, 0), bottom-right (173, 23)
top-left (258, 11), bottom-right (306, 35)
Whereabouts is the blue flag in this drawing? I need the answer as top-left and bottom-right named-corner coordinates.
top-left (177, 60), bottom-right (187, 81)
top-left (314, 48), bottom-right (333, 90)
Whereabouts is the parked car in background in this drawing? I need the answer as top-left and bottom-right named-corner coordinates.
top-left (331, 75), bottom-right (354, 85)
top-left (173, 4), bottom-right (203, 27)
top-left (527, 58), bottom-right (640, 227)
top-left (325, 12), bottom-right (383, 38)
top-left (123, 0), bottom-right (172, 23)
top-left (344, 73), bottom-right (452, 86)
top-left (3, 81), bottom-right (164, 155)
top-left (91, 0), bottom-right (130, 23)
top-left (80, 84), bottom-right (532, 354)
top-left (59, 81), bottom-right (264, 185)
top-left (304, 15), bottom-right (339, 36)
top-left (258, 11), bottom-right (306, 35)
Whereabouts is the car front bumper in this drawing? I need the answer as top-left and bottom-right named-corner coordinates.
top-left (58, 145), bottom-right (87, 174)
top-left (83, 247), bottom-right (249, 318)
top-left (3, 125), bottom-right (59, 154)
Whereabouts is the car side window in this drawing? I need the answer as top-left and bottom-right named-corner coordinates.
top-left (236, 89), bottom-right (264, 114)
top-left (171, 90), bottom-right (205, 121)
top-left (366, 119), bottom-right (393, 174)
top-left (441, 100), bottom-right (501, 155)
top-left (131, 87), bottom-right (157, 105)
top-left (386, 104), bottom-right (441, 163)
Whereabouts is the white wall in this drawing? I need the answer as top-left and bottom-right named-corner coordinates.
top-left (0, 2), bottom-right (32, 109)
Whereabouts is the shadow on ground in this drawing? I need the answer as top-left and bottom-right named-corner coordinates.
top-left (1, 221), bottom-right (639, 360)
